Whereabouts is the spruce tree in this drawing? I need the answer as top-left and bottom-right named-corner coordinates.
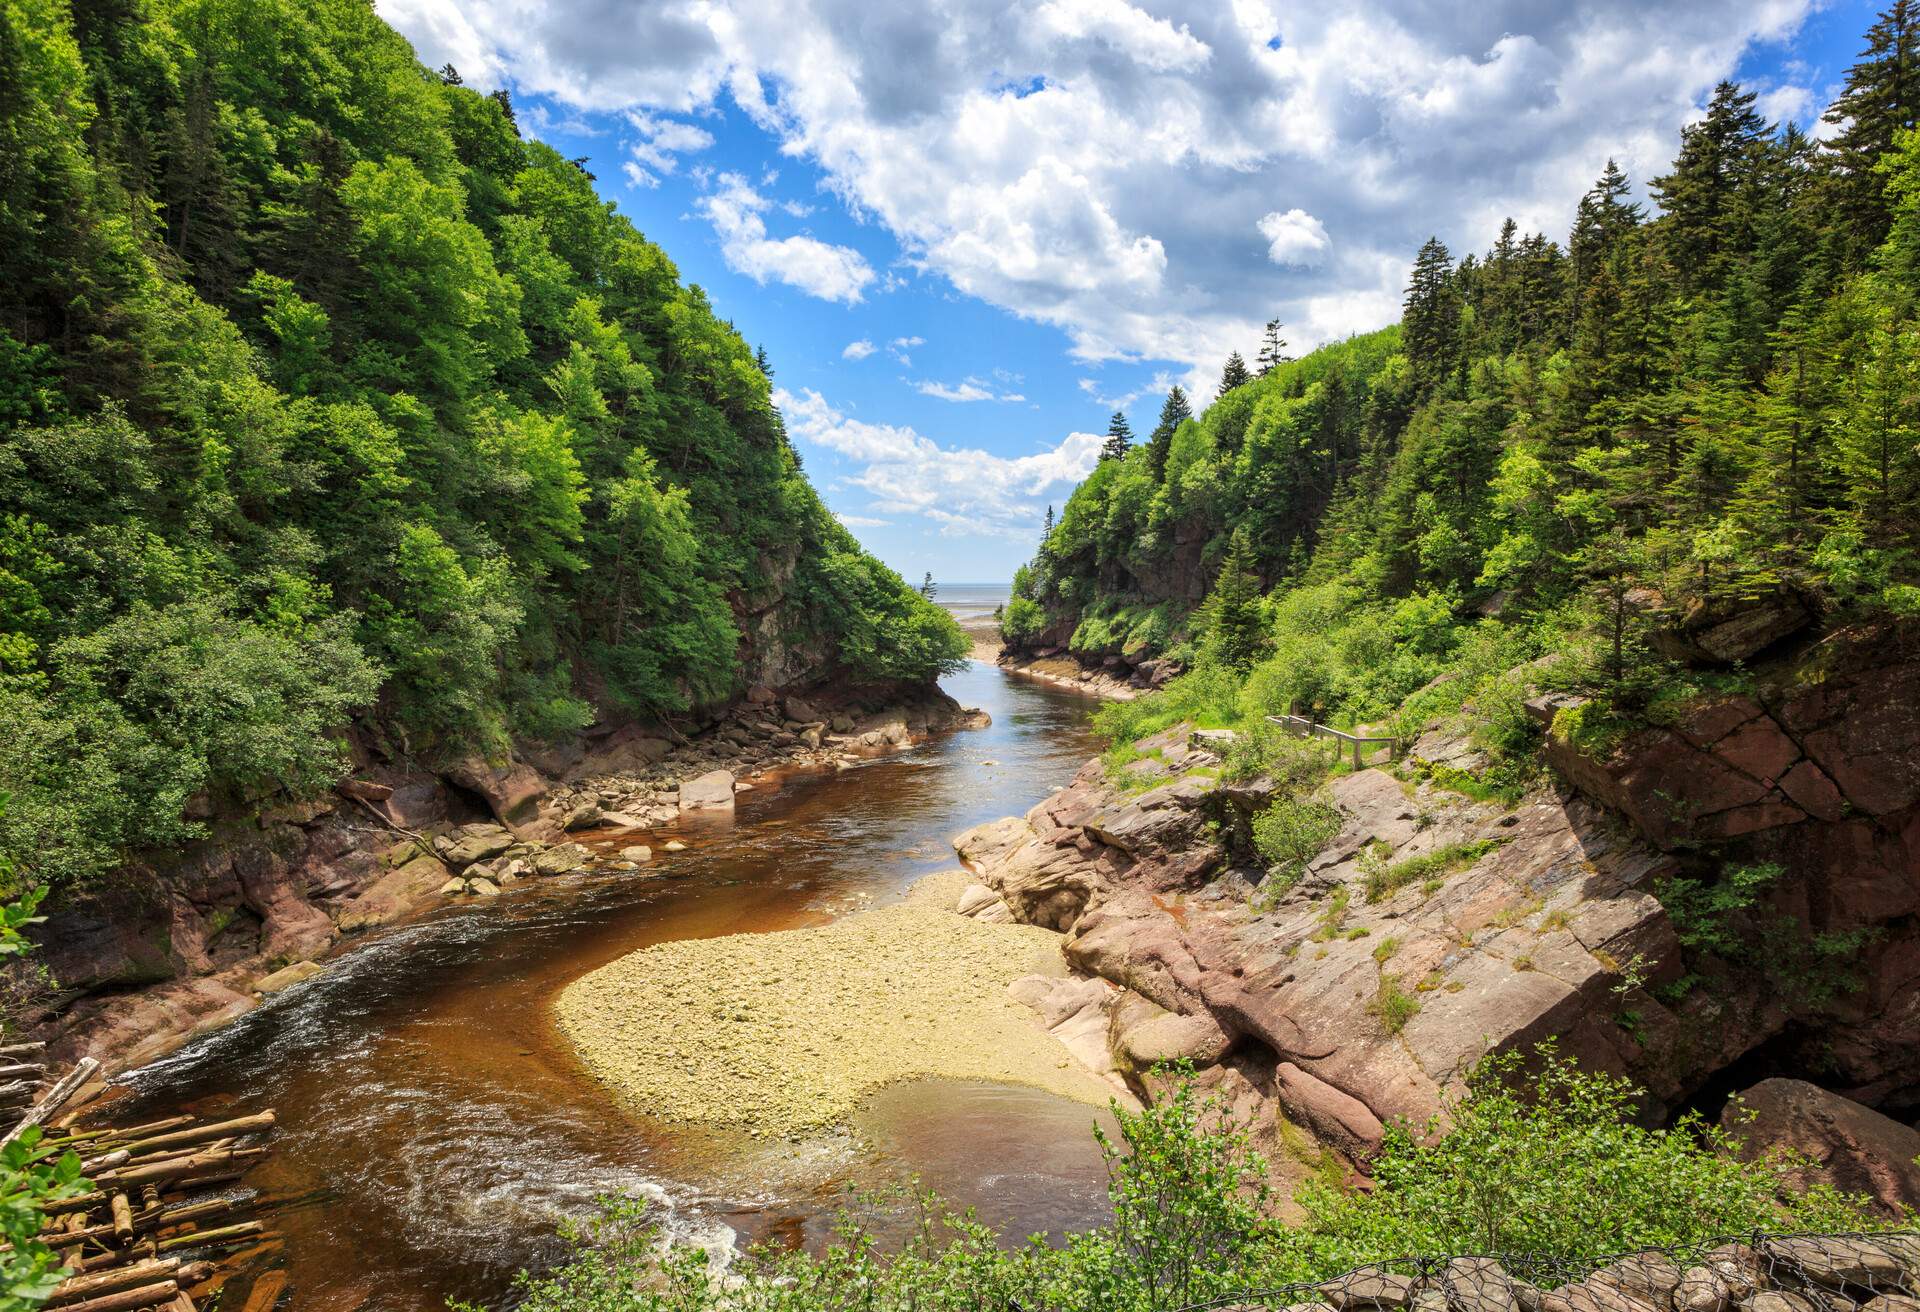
top-left (1147, 386), bottom-right (1191, 479)
top-left (1101, 410), bottom-right (1133, 461)
top-left (1256, 320), bottom-right (1290, 375)
top-left (1218, 352), bottom-right (1252, 397)
top-left (1568, 160), bottom-right (1643, 296)
top-left (1402, 237), bottom-right (1459, 392)
top-left (1823, 0), bottom-right (1920, 254)
top-left (1198, 533), bottom-right (1268, 671)
top-left (1652, 81), bottom-right (1769, 292)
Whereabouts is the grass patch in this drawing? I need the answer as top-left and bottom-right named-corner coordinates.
top-left (1363, 838), bottom-right (1505, 903)
top-left (1369, 975), bottom-right (1421, 1034)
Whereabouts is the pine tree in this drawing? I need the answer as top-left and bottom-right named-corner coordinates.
top-left (1402, 237), bottom-right (1459, 392)
top-left (1044, 504), bottom-right (1054, 536)
top-left (1568, 160), bottom-right (1643, 296)
top-left (1218, 352), bottom-right (1252, 398)
top-left (920, 571), bottom-right (937, 598)
top-left (1102, 410), bottom-right (1133, 461)
top-left (1199, 532), bottom-right (1267, 671)
top-left (1256, 320), bottom-right (1290, 375)
top-left (1147, 386), bottom-right (1191, 479)
top-left (1823, 0), bottom-right (1920, 254)
top-left (754, 344), bottom-right (773, 377)
top-left (439, 64), bottom-right (463, 85)
top-left (1652, 81), bottom-right (1770, 292)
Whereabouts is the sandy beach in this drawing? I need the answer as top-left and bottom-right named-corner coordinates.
top-left (552, 872), bottom-right (1118, 1137)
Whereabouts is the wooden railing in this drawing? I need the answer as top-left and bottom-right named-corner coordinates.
top-left (1266, 714), bottom-right (1398, 769)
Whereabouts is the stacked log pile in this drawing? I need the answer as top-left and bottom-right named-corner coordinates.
top-left (5, 1051), bottom-right (281, 1312)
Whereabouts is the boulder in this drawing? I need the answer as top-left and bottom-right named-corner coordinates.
top-left (561, 801), bottom-right (603, 831)
top-left (531, 843), bottom-right (590, 876)
top-left (619, 845), bottom-right (654, 863)
top-left (679, 769), bottom-right (736, 812)
top-left (1275, 1061), bottom-right (1387, 1163)
top-left (1724, 1078), bottom-right (1920, 1218)
top-left (1322, 1268), bottom-right (1417, 1311)
top-left (444, 755), bottom-right (547, 826)
top-left (469, 877), bottom-right (501, 897)
top-left (255, 960), bottom-right (325, 994)
top-left (955, 882), bottom-right (1014, 923)
top-left (437, 827), bottom-right (514, 868)
top-left (1762, 1236), bottom-right (1908, 1292)
top-left (1442, 1257), bottom-right (1531, 1312)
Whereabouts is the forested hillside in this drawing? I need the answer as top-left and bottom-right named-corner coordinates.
top-left (1007, 6), bottom-right (1920, 769)
top-left (0, 0), bottom-right (963, 890)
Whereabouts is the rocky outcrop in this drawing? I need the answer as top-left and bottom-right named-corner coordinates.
top-left (954, 724), bottom-right (1707, 1170)
top-left (1540, 622), bottom-right (1920, 1103)
top-left (997, 647), bottom-right (1184, 698)
top-left (1724, 1078), bottom-right (1920, 1218)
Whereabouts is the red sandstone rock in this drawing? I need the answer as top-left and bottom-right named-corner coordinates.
top-left (1725, 1078), bottom-right (1920, 1218)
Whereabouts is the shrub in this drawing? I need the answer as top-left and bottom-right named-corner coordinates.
top-left (1251, 795), bottom-right (1342, 890)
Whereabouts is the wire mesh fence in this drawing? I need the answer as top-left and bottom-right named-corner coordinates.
top-left (1171, 1232), bottom-right (1920, 1312)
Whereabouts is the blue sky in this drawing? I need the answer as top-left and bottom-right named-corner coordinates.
top-left (382, 0), bottom-right (1882, 584)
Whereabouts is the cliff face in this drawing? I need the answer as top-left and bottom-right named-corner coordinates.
top-left (955, 623), bottom-right (1920, 1190)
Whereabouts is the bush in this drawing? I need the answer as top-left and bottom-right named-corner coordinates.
top-left (501, 1055), bottom-right (1896, 1312)
top-left (1252, 795), bottom-right (1342, 890)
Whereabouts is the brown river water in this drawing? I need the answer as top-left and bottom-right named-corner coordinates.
top-left (109, 661), bottom-right (1118, 1311)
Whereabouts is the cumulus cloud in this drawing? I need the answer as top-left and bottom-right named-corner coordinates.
top-left (627, 110), bottom-right (716, 175)
top-left (834, 511), bottom-right (892, 527)
top-left (1257, 209), bottom-right (1331, 266)
top-left (383, 0), bottom-right (1823, 371)
top-left (842, 339), bottom-right (877, 359)
top-left (696, 172), bottom-right (876, 303)
top-left (778, 387), bottom-right (1101, 537)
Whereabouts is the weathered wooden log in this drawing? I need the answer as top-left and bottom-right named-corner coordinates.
top-left (53, 1279), bottom-right (177, 1312)
top-left (46, 1258), bottom-right (179, 1307)
top-left (156, 1221), bottom-right (263, 1253)
top-left (165, 1296), bottom-right (195, 1312)
top-left (111, 1194), bottom-right (133, 1242)
top-left (0, 1041), bottom-right (47, 1058)
top-left (116, 1113), bottom-right (274, 1159)
top-left (4, 1058), bottom-right (101, 1146)
top-left (0, 1063), bottom-right (47, 1081)
top-left (80, 1150), bottom-right (130, 1174)
top-left (93, 1146), bottom-right (268, 1191)
top-left (151, 1196), bottom-right (247, 1233)
top-left (55, 1117), bottom-right (193, 1150)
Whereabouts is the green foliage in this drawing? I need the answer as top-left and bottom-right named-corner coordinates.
top-left (1363, 839), bottom-right (1504, 904)
top-left (1659, 861), bottom-right (1785, 956)
top-left (0, 0), bottom-right (956, 889)
top-left (1251, 795), bottom-right (1342, 891)
top-left (1295, 1048), bottom-right (1892, 1262)
top-left (500, 1058), bottom-right (1896, 1312)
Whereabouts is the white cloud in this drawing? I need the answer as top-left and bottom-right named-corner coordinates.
top-left (778, 386), bottom-right (1100, 537)
top-left (384, 0), bottom-right (1826, 372)
top-left (842, 338), bottom-right (877, 359)
top-left (886, 334), bottom-right (924, 365)
top-left (627, 111), bottom-right (716, 174)
top-left (917, 376), bottom-right (1027, 402)
top-left (834, 512), bottom-right (892, 527)
top-left (1257, 209), bottom-right (1331, 266)
top-left (696, 172), bottom-right (876, 303)
top-left (622, 161), bottom-right (659, 189)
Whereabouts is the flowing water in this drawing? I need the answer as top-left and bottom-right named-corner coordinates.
top-left (110, 661), bottom-right (1113, 1311)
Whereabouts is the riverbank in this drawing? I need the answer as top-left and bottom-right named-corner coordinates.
top-left (554, 870), bottom-right (1121, 1137)
top-left (997, 650), bottom-right (1142, 699)
top-left (38, 683), bottom-right (991, 1076)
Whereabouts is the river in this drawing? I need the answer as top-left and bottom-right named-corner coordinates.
top-left (109, 660), bottom-right (1112, 1312)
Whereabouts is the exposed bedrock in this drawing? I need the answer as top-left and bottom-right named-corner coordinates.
top-left (961, 623), bottom-right (1920, 1189)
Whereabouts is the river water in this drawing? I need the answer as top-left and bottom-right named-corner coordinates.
top-left (111, 661), bottom-right (1112, 1311)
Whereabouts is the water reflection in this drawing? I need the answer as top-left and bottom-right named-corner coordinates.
top-left (116, 664), bottom-right (1105, 1311)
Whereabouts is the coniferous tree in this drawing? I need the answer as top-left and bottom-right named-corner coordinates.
top-left (1218, 352), bottom-right (1252, 397)
top-left (1568, 160), bottom-right (1644, 297)
top-left (1256, 320), bottom-right (1290, 375)
top-left (1199, 532), bottom-right (1268, 672)
top-left (1402, 238), bottom-right (1459, 392)
top-left (1102, 411), bottom-right (1133, 461)
top-left (1824, 0), bottom-right (1920, 254)
top-left (1147, 386), bottom-right (1191, 479)
top-left (1652, 80), bottom-right (1770, 293)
